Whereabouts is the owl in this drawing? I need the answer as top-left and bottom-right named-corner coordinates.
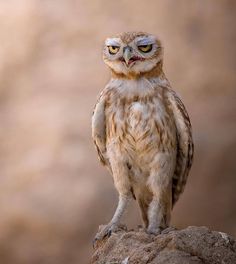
top-left (92, 32), bottom-right (194, 242)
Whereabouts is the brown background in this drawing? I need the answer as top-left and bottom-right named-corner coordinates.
top-left (0, 1), bottom-right (235, 263)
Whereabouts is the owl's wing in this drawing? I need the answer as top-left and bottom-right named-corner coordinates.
top-left (92, 92), bottom-right (108, 166)
top-left (166, 89), bottom-right (194, 206)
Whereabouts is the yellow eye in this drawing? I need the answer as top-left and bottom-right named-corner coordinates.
top-left (138, 44), bottom-right (152, 53)
top-left (108, 46), bottom-right (120, 54)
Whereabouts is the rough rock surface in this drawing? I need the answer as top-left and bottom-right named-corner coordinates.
top-left (91, 226), bottom-right (236, 264)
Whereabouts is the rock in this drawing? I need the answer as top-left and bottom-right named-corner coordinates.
top-left (91, 226), bottom-right (236, 264)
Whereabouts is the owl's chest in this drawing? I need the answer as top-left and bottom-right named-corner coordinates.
top-left (105, 79), bottom-right (175, 144)
top-left (106, 94), bottom-right (170, 140)
top-left (125, 101), bottom-right (155, 130)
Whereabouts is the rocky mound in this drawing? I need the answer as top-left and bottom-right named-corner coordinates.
top-left (91, 226), bottom-right (236, 264)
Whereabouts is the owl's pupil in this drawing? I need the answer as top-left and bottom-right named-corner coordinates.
top-left (108, 45), bottom-right (119, 54)
top-left (138, 44), bottom-right (152, 53)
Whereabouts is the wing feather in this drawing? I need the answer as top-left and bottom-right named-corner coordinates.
top-left (92, 92), bottom-right (108, 166)
top-left (166, 89), bottom-right (194, 206)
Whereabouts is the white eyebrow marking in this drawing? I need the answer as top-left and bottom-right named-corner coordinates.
top-left (136, 36), bottom-right (156, 46)
top-left (105, 38), bottom-right (121, 46)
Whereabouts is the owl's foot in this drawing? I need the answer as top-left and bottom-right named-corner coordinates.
top-left (146, 226), bottom-right (162, 235)
top-left (147, 226), bottom-right (176, 236)
top-left (161, 226), bottom-right (177, 234)
top-left (93, 223), bottom-right (117, 248)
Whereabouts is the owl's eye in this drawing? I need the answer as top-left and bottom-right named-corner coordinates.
top-left (138, 44), bottom-right (152, 53)
top-left (108, 46), bottom-right (120, 54)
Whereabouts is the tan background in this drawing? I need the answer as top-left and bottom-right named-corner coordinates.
top-left (0, 1), bottom-right (235, 263)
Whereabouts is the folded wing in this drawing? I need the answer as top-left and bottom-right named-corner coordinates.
top-left (92, 93), bottom-right (108, 166)
top-left (166, 89), bottom-right (194, 206)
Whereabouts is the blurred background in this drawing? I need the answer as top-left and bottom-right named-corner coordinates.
top-left (0, 0), bottom-right (235, 263)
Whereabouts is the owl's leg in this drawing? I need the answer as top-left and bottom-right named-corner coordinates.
top-left (147, 184), bottom-right (172, 235)
top-left (138, 197), bottom-right (149, 228)
top-left (147, 154), bottom-right (174, 235)
top-left (94, 159), bottom-right (132, 243)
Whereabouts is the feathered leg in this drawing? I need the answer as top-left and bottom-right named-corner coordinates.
top-left (147, 153), bottom-right (174, 235)
top-left (94, 158), bottom-right (132, 242)
top-left (138, 197), bottom-right (149, 228)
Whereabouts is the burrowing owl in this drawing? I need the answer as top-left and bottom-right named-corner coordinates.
top-left (92, 32), bottom-right (194, 241)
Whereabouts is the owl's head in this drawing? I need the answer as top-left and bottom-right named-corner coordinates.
top-left (103, 32), bottom-right (163, 78)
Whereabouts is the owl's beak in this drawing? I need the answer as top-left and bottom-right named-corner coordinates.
top-left (123, 46), bottom-right (132, 66)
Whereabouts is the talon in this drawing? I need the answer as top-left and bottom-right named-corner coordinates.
top-left (92, 237), bottom-right (98, 249)
top-left (106, 229), bottom-right (112, 237)
top-left (161, 226), bottom-right (176, 234)
top-left (93, 224), bottom-right (115, 248)
top-left (147, 227), bottom-right (161, 235)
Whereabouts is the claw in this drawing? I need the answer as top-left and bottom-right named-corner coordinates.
top-left (93, 224), bottom-right (115, 249)
top-left (92, 238), bottom-right (98, 249)
top-left (147, 227), bottom-right (161, 235)
top-left (106, 229), bottom-right (112, 238)
top-left (161, 226), bottom-right (176, 234)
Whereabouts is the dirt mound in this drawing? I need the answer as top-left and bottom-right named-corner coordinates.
top-left (92, 226), bottom-right (236, 264)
